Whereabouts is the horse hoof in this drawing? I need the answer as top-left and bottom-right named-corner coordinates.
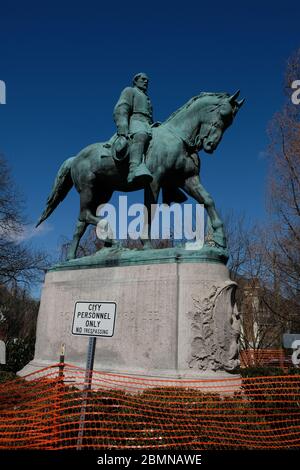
top-left (213, 239), bottom-right (227, 249)
top-left (141, 239), bottom-right (152, 249)
top-left (66, 250), bottom-right (76, 261)
top-left (212, 233), bottom-right (227, 249)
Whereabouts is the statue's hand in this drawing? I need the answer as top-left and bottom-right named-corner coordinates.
top-left (112, 135), bottom-right (129, 161)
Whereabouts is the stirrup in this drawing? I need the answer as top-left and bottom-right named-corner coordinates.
top-left (127, 163), bottom-right (153, 185)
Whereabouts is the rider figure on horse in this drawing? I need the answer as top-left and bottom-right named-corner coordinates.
top-left (113, 73), bottom-right (154, 185)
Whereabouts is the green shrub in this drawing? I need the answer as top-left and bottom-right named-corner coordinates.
top-left (4, 337), bottom-right (35, 373)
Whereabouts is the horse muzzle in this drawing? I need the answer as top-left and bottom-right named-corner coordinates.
top-left (203, 141), bottom-right (216, 153)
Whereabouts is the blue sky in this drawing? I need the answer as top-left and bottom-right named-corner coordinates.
top-left (0, 0), bottom-right (299, 261)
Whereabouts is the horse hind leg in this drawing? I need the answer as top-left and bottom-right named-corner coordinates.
top-left (69, 186), bottom-right (116, 259)
top-left (79, 186), bottom-right (103, 225)
top-left (67, 219), bottom-right (88, 260)
top-left (142, 181), bottom-right (160, 247)
top-left (66, 187), bottom-right (99, 260)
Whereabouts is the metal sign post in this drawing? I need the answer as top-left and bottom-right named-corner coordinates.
top-left (76, 337), bottom-right (97, 450)
top-left (85, 336), bottom-right (97, 389)
top-left (73, 301), bottom-right (117, 450)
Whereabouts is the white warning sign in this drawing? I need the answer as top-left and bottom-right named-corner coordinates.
top-left (72, 301), bottom-right (116, 337)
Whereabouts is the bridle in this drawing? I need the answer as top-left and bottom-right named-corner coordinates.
top-left (166, 119), bottom-right (224, 153)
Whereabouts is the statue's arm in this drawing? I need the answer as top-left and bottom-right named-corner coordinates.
top-left (113, 87), bottom-right (133, 137)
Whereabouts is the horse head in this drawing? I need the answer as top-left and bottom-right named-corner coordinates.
top-left (199, 90), bottom-right (245, 154)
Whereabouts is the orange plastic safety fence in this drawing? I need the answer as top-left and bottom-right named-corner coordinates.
top-left (0, 363), bottom-right (300, 450)
top-left (240, 349), bottom-right (289, 368)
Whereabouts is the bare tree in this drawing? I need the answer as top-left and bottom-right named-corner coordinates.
top-left (266, 48), bottom-right (300, 326)
top-left (0, 154), bottom-right (50, 370)
top-left (0, 155), bottom-right (48, 286)
top-left (222, 51), bottom-right (300, 351)
top-left (223, 213), bottom-right (285, 349)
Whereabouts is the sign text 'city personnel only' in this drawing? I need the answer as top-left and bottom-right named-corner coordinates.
top-left (72, 301), bottom-right (116, 337)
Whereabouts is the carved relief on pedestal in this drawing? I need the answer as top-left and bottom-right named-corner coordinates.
top-left (189, 281), bottom-right (240, 372)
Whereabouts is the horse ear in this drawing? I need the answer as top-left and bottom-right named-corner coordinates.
top-left (229, 90), bottom-right (240, 103)
top-left (232, 98), bottom-right (245, 116)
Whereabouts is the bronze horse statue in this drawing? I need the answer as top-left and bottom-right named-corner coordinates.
top-left (37, 91), bottom-right (244, 259)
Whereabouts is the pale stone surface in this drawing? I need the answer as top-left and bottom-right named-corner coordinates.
top-left (0, 340), bottom-right (6, 364)
top-left (19, 261), bottom-right (240, 380)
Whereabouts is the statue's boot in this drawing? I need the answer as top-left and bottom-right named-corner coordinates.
top-left (127, 141), bottom-right (153, 185)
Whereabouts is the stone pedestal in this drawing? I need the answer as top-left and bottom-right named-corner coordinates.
top-left (19, 248), bottom-right (240, 380)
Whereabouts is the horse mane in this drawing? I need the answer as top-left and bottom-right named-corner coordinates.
top-left (164, 92), bottom-right (230, 123)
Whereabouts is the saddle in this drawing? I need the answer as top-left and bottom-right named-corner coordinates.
top-left (100, 131), bottom-right (187, 205)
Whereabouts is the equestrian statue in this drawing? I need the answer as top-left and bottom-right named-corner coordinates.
top-left (36, 73), bottom-right (244, 260)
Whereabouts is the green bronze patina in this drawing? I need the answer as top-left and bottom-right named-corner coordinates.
top-left (36, 76), bottom-right (244, 262)
top-left (49, 245), bottom-right (229, 272)
top-left (113, 72), bottom-right (154, 184)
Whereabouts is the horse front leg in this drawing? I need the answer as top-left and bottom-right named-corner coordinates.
top-left (182, 176), bottom-right (227, 248)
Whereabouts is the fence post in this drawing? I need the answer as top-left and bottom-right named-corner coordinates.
top-left (52, 344), bottom-right (65, 449)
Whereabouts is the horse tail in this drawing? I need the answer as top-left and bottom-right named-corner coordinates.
top-left (36, 157), bottom-right (74, 227)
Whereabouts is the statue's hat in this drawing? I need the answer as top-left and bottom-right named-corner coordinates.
top-left (133, 72), bottom-right (149, 83)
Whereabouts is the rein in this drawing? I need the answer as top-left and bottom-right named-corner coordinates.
top-left (165, 124), bottom-right (202, 152)
top-left (165, 120), bottom-right (221, 153)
